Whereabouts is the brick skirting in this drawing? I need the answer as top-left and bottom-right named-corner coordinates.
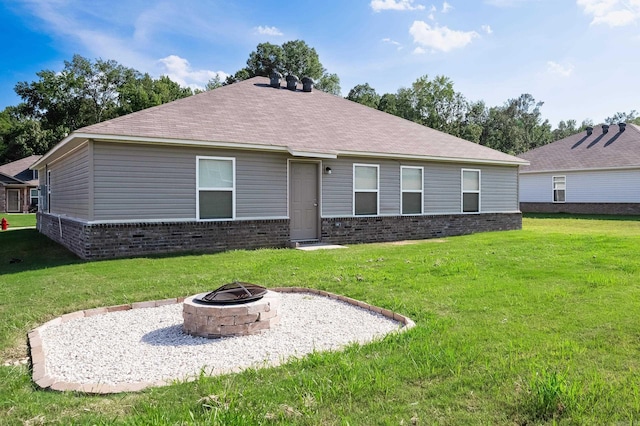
top-left (520, 202), bottom-right (640, 215)
top-left (37, 213), bottom-right (290, 259)
top-left (37, 212), bottom-right (522, 259)
top-left (321, 212), bottom-right (522, 245)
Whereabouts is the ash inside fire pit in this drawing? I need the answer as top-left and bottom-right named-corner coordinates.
top-left (197, 282), bottom-right (267, 305)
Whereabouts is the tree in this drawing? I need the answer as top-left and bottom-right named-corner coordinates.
top-left (551, 119), bottom-right (578, 140)
top-left (246, 42), bottom-right (285, 77)
top-left (346, 83), bottom-right (380, 109)
top-left (2, 54), bottom-right (192, 164)
top-left (480, 94), bottom-right (552, 154)
top-left (378, 93), bottom-right (398, 116)
top-left (605, 110), bottom-right (640, 125)
top-left (229, 40), bottom-right (341, 95)
top-left (314, 73), bottom-right (341, 96)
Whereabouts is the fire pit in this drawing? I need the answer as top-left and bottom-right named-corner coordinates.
top-left (183, 282), bottom-right (281, 338)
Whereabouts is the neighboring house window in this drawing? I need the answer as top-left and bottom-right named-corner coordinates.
top-left (30, 188), bottom-right (39, 207)
top-left (462, 169), bottom-right (481, 213)
top-left (401, 166), bottom-right (423, 215)
top-left (553, 176), bottom-right (566, 203)
top-left (197, 156), bottom-right (235, 220)
top-left (353, 164), bottom-right (379, 215)
top-left (33, 170), bottom-right (38, 180)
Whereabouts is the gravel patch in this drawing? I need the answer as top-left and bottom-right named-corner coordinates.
top-left (39, 293), bottom-right (402, 386)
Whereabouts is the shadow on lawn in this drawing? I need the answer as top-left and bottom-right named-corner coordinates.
top-left (0, 229), bottom-right (84, 274)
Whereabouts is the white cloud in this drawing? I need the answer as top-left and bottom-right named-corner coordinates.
top-left (370, 0), bottom-right (426, 12)
top-left (382, 37), bottom-right (403, 49)
top-left (254, 25), bottom-right (283, 36)
top-left (442, 1), bottom-right (453, 12)
top-left (428, 4), bottom-right (437, 19)
top-left (409, 21), bottom-right (479, 52)
top-left (547, 61), bottom-right (574, 77)
top-left (484, 0), bottom-right (534, 6)
top-left (413, 46), bottom-right (427, 54)
top-left (158, 55), bottom-right (229, 89)
top-left (481, 24), bottom-right (493, 34)
top-left (577, 0), bottom-right (640, 27)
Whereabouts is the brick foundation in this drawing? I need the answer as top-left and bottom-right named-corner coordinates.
top-left (37, 212), bottom-right (522, 259)
top-left (520, 202), bottom-right (640, 215)
top-left (321, 213), bottom-right (522, 245)
top-left (37, 213), bottom-right (290, 259)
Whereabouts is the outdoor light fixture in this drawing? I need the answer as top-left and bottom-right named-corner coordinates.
top-left (325, 166), bottom-right (332, 174)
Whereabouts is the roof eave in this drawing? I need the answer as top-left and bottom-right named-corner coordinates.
top-left (34, 132), bottom-right (528, 167)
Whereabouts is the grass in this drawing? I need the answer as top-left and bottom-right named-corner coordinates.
top-left (2, 214), bottom-right (640, 424)
top-left (1, 213), bottom-right (36, 228)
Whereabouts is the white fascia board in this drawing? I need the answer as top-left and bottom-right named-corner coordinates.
top-left (337, 150), bottom-right (529, 166)
top-left (520, 165), bottom-right (640, 174)
top-left (287, 148), bottom-right (338, 159)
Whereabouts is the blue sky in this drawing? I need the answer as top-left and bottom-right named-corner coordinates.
top-left (1, 0), bottom-right (639, 127)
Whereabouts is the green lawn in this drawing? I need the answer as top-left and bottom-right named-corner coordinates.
top-left (1, 215), bottom-right (640, 424)
top-left (1, 213), bottom-right (36, 228)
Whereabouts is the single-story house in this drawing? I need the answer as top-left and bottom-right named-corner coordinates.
top-left (519, 123), bottom-right (640, 215)
top-left (0, 155), bottom-right (41, 213)
top-left (31, 76), bottom-right (527, 259)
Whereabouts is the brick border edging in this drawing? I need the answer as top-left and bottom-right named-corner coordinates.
top-left (28, 288), bottom-right (415, 394)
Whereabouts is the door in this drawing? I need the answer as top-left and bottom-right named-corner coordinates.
top-left (7, 189), bottom-right (20, 212)
top-left (290, 162), bottom-right (319, 241)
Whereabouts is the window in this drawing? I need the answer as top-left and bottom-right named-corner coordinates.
top-left (353, 164), bottom-right (379, 215)
top-left (197, 157), bottom-right (235, 219)
top-left (462, 169), bottom-right (480, 213)
top-left (401, 166), bottom-right (423, 215)
top-left (33, 170), bottom-right (38, 180)
top-left (30, 188), bottom-right (39, 207)
top-left (553, 176), bottom-right (566, 203)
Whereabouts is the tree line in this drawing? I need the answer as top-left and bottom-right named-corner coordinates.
top-left (346, 79), bottom-right (640, 156)
top-left (1, 40), bottom-right (637, 165)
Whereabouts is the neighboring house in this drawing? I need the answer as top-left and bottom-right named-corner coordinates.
top-left (0, 155), bottom-right (41, 213)
top-left (31, 76), bottom-right (527, 259)
top-left (519, 123), bottom-right (640, 215)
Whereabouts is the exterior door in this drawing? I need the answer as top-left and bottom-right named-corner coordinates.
top-left (290, 162), bottom-right (319, 241)
top-left (7, 189), bottom-right (20, 212)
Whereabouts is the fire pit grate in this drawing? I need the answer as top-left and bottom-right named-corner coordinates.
top-left (196, 282), bottom-right (267, 305)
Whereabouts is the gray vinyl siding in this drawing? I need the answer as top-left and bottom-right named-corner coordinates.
top-left (321, 158), bottom-right (355, 216)
top-left (92, 142), bottom-right (287, 221)
top-left (481, 166), bottom-right (519, 212)
top-left (49, 144), bottom-right (90, 219)
top-left (322, 157), bottom-right (519, 216)
top-left (423, 163), bottom-right (462, 213)
top-left (520, 169), bottom-right (640, 203)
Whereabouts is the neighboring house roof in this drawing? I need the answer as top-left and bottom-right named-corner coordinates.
top-left (520, 123), bottom-right (640, 173)
top-left (33, 77), bottom-right (526, 168)
top-left (0, 155), bottom-right (41, 185)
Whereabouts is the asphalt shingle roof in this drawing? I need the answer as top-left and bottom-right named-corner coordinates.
top-left (74, 77), bottom-right (524, 165)
top-left (520, 123), bottom-right (640, 173)
top-left (0, 155), bottom-right (41, 184)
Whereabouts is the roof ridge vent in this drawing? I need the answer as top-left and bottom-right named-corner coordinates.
top-left (586, 126), bottom-right (593, 136)
top-left (301, 76), bottom-right (314, 92)
top-left (269, 71), bottom-right (282, 88)
top-left (619, 122), bottom-right (626, 132)
top-left (602, 124), bottom-right (609, 134)
top-left (286, 74), bottom-right (299, 91)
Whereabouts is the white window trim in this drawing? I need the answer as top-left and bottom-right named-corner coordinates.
top-left (552, 175), bottom-right (566, 203)
top-left (46, 170), bottom-right (51, 213)
top-left (461, 168), bottom-right (481, 213)
top-left (401, 165), bottom-right (424, 215)
top-left (353, 163), bottom-right (380, 216)
top-left (196, 156), bottom-right (236, 220)
top-left (30, 188), bottom-right (39, 205)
